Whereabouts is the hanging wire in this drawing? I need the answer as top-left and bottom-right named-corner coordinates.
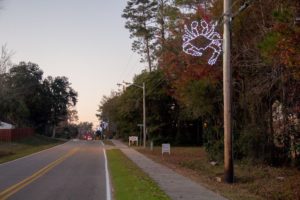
top-left (215, 0), bottom-right (257, 26)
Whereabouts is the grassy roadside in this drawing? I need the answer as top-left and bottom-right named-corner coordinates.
top-left (107, 149), bottom-right (170, 200)
top-left (137, 147), bottom-right (300, 200)
top-left (0, 134), bottom-right (64, 164)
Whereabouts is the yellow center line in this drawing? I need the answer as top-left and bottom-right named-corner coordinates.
top-left (0, 148), bottom-right (78, 200)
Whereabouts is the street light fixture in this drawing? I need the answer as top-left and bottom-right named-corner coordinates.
top-left (123, 81), bottom-right (147, 148)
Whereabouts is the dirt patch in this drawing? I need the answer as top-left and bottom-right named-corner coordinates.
top-left (137, 147), bottom-right (300, 200)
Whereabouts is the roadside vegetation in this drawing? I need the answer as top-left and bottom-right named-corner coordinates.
top-left (97, 1), bottom-right (300, 193)
top-left (0, 135), bottom-right (63, 164)
top-left (0, 59), bottom-right (80, 139)
top-left (107, 149), bottom-right (170, 200)
top-left (138, 147), bottom-right (300, 200)
top-left (0, 51), bottom-right (96, 140)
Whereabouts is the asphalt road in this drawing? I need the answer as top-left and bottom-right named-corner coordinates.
top-left (0, 140), bottom-right (108, 200)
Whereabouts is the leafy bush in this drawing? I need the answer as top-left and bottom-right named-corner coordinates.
top-left (203, 125), bottom-right (223, 161)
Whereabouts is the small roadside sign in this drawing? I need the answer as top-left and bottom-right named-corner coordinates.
top-left (162, 143), bottom-right (170, 155)
top-left (129, 136), bottom-right (138, 146)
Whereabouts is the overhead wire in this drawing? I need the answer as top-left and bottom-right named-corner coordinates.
top-left (215, 0), bottom-right (256, 26)
top-left (120, 0), bottom-right (257, 98)
top-left (145, 1), bottom-right (257, 95)
top-left (116, 51), bottom-right (134, 84)
top-left (145, 76), bottom-right (166, 96)
top-left (123, 58), bottom-right (141, 82)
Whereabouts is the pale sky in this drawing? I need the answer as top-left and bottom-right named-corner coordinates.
top-left (0, 0), bottom-right (143, 126)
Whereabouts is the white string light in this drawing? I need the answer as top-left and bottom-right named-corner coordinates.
top-left (182, 19), bottom-right (222, 65)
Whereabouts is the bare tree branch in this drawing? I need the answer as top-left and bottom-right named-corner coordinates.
top-left (0, 44), bottom-right (15, 74)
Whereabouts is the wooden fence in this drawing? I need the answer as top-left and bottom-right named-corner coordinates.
top-left (0, 128), bottom-right (34, 142)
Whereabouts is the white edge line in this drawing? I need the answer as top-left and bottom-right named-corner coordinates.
top-left (0, 140), bottom-right (69, 166)
top-left (102, 141), bottom-right (112, 200)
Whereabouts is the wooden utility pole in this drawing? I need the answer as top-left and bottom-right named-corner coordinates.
top-left (223, 0), bottom-right (234, 183)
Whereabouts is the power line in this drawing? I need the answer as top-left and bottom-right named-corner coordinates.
top-left (117, 51), bottom-right (134, 84)
top-left (214, 0), bottom-right (256, 26)
top-left (123, 59), bottom-right (141, 82)
top-left (118, 0), bottom-right (257, 99)
top-left (146, 77), bottom-right (166, 96)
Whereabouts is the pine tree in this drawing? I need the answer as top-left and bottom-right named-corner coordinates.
top-left (122, 0), bottom-right (158, 72)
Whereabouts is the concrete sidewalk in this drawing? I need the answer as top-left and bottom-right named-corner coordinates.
top-left (110, 139), bottom-right (227, 200)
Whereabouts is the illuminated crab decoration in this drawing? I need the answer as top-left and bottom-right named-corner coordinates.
top-left (182, 19), bottom-right (222, 65)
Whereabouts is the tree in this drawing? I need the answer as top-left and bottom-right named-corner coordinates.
top-left (113, 0), bottom-right (300, 165)
top-left (77, 122), bottom-right (93, 135)
top-left (55, 123), bottom-right (79, 139)
top-left (155, 0), bottom-right (183, 60)
top-left (209, 0), bottom-right (300, 164)
top-left (122, 0), bottom-right (158, 72)
top-left (0, 0), bottom-right (3, 12)
top-left (0, 62), bottom-right (44, 126)
top-left (0, 45), bottom-right (14, 120)
top-left (43, 76), bottom-right (78, 138)
top-left (0, 44), bottom-right (14, 74)
top-left (67, 107), bottom-right (79, 123)
top-left (97, 69), bottom-right (179, 143)
top-left (0, 59), bottom-right (78, 137)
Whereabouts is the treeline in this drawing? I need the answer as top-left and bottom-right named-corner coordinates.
top-left (98, 0), bottom-right (300, 166)
top-left (0, 60), bottom-right (78, 138)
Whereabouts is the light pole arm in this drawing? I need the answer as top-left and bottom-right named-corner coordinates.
top-left (123, 81), bottom-right (143, 89)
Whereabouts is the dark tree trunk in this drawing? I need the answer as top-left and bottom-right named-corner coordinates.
top-left (145, 37), bottom-right (152, 72)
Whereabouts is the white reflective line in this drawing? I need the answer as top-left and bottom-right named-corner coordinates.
top-left (102, 142), bottom-right (111, 200)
